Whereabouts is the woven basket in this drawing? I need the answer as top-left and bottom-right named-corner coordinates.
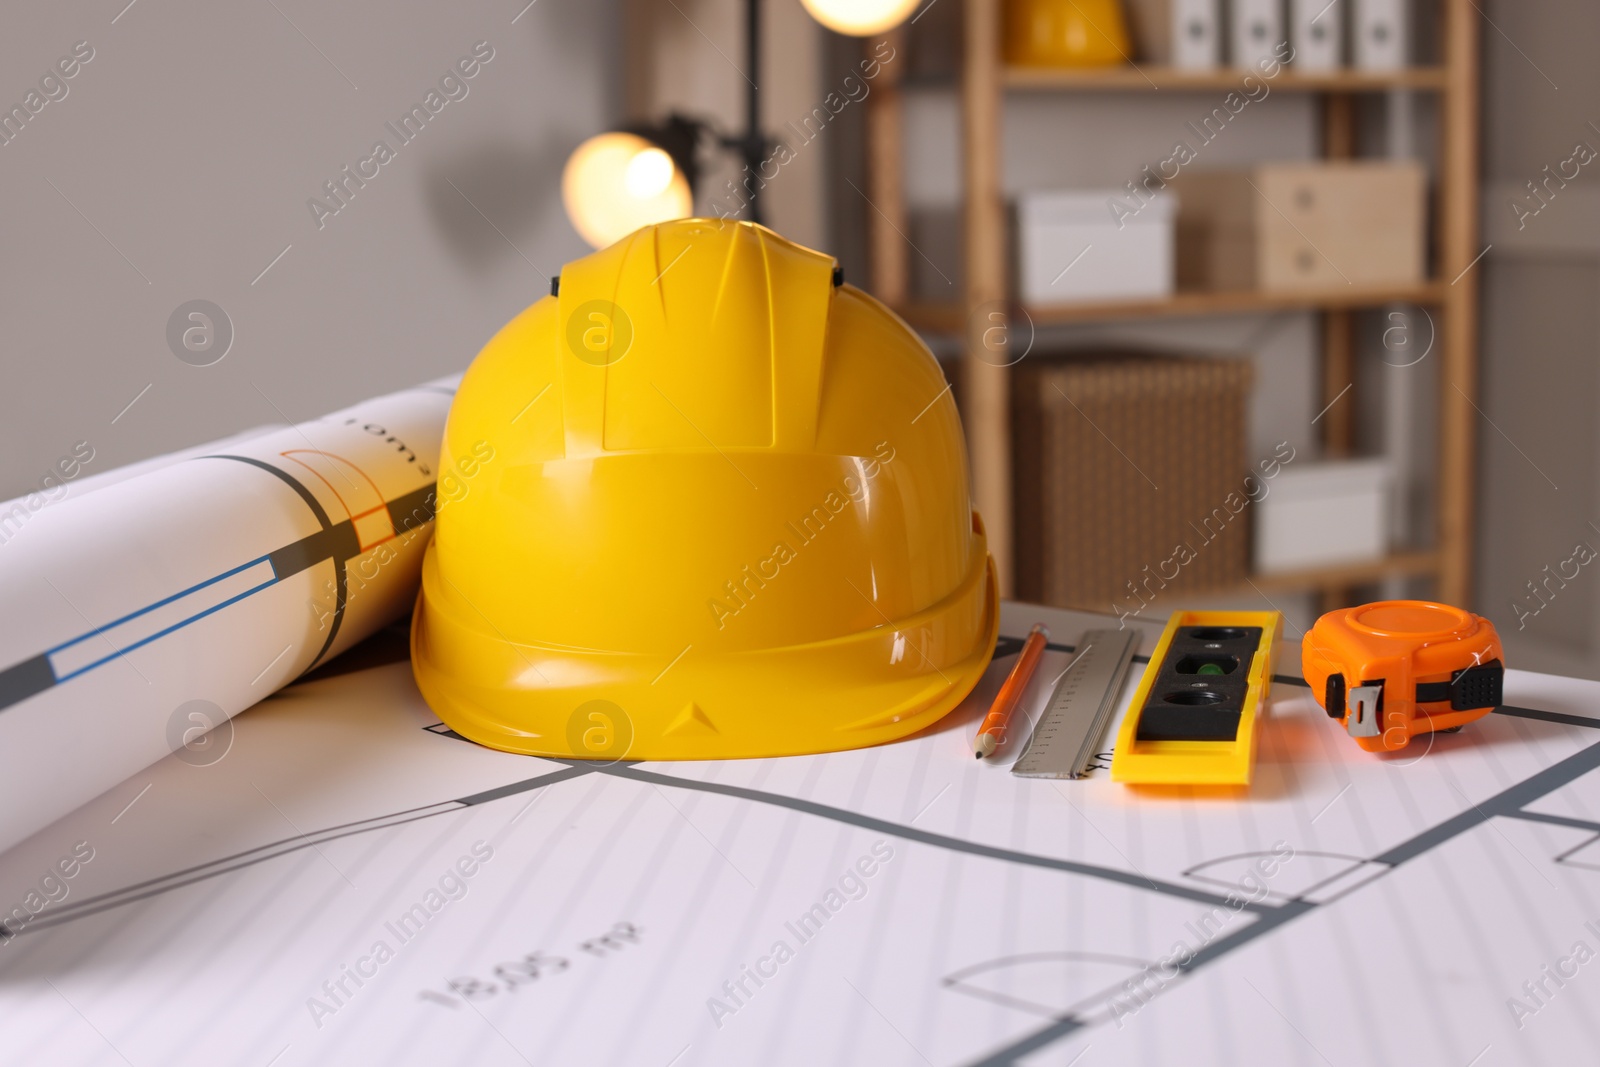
top-left (1012, 353), bottom-right (1253, 611)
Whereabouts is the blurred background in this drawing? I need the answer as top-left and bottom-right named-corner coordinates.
top-left (1, 0), bottom-right (1593, 675)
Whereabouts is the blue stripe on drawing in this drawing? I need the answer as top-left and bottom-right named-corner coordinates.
top-left (46, 554), bottom-right (276, 658)
top-left (1, 472), bottom-right (438, 713)
top-left (51, 576), bottom-right (279, 683)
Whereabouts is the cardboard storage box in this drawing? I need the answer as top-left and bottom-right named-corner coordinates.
top-left (1013, 353), bottom-right (1252, 611)
top-left (1255, 458), bottom-right (1392, 574)
top-left (1015, 190), bottom-right (1175, 305)
top-left (1174, 162), bottom-right (1426, 291)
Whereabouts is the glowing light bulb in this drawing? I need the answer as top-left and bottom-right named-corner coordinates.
top-left (623, 147), bottom-right (675, 200)
top-left (563, 132), bottom-right (693, 249)
top-left (800, 0), bottom-right (918, 36)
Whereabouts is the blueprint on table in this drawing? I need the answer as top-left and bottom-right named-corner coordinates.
top-left (1, 601), bottom-right (1599, 1067)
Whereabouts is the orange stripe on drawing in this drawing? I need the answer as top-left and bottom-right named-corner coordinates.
top-left (280, 450), bottom-right (396, 551)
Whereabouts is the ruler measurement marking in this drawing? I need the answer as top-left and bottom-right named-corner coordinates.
top-left (1013, 629), bottom-right (1139, 780)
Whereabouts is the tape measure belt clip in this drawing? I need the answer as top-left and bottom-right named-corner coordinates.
top-left (1414, 660), bottom-right (1505, 709)
top-left (1330, 660), bottom-right (1502, 740)
top-left (1347, 683), bottom-right (1383, 738)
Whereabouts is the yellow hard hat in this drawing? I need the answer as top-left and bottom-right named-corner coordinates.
top-left (1004, 0), bottom-right (1131, 68)
top-left (411, 219), bottom-right (998, 760)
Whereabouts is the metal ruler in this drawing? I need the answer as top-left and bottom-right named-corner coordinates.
top-left (1012, 628), bottom-right (1140, 780)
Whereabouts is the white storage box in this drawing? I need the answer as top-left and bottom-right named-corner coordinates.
top-left (1016, 190), bottom-right (1175, 306)
top-left (1255, 458), bottom-right (1391, 574)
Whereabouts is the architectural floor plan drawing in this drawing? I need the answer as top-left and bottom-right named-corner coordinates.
top-left (1, 603), bottom-right (1598, 1066)
top-left (0, 380), bottom-right (457, 856)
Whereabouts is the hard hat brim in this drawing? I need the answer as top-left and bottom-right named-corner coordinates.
top-left (410, 547), bottom-right (998, 761)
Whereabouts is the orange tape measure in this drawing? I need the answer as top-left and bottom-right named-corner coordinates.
top-left (1302, 600), bottom-right (1504, 752)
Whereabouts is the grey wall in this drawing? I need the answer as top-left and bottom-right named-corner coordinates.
top-left (0, 0), bottom-right (618, 499)
top-left (1476, 1), bottom-right (1600, 678)
top-left (623, 0), bottom-right (827, 250)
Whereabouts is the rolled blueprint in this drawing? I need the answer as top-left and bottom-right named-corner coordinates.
top-left (0, 424), bottom-right (281, 516)
top-left (0, 379), bottom-right (460, 854)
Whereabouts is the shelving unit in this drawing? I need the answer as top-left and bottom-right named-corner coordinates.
top-left (1002, 65), bottom-right (1450, 91)
top-left (863, 0), bottom-right (1482, 610)
top-left (898, 280), bottom-right (1449, 333)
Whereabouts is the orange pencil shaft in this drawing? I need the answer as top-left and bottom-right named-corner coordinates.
top-left (975, 623), bottom-right (1049, 758)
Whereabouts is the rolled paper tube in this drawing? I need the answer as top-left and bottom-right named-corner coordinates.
top-left (0, 378), bottom-right (459, 855)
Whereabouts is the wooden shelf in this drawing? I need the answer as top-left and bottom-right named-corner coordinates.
top-left (1026, 281), bottom-right (1447, 325)
top-left (895, 302), bottom-right (966, 335)
top-left (863, 1), bottom-right (1481, 604)
top-left (1225, 551), bottom-right (1440, 598)
top-left (1050, 552), bottom-right (1441, 614)
top-left (1003, 65), bottom-right (1449, 92)
top-left (897, 281), bottom-right (1446, 334)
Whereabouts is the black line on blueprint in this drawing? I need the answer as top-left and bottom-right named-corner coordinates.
top-left (457, 768), bottom-right (585, 807)
top-left (1496, 704), bottom-right (1600, 730)
top-left (582, 762), bottom-right (1261, 913)
top-left (202, 454), bottom-right (348, 670)
top-left (961, 718), bottom-right (1600, 1066)
top-left (1375, 736), bottom-right (1600, 865)
top-left (955, 897), bottom-right (1322, 1066)
top-left (269, 523), bottom-right (362, 580)
top-left (201, 455), bottom-right (335, 526)
top-left (966, 1017), bottom-right (1087, 1062)
top-left (0, 655), bottom-right (54, 712)
top-left (4, 811), bottom-right (453, 939)
top-left (8, 639), bottom-right (1595, 1059)
top-left (386, 483), bottom-right (437, 536)
top-left (0, 466), bottom-right (441, 716)
top-left (1503, 810), bottom-right (1600, 834)
top-left (0, 765), bottom-right (592, 940)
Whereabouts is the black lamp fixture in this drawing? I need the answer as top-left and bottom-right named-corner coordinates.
top-left (562, 0), bottom-right (919, 249)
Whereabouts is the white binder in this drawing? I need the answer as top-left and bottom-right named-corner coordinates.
top-left (1353, 0), bottom-right (1408, 69)
top-left (1290, 0), bottom-right (1344, 70)
top-left (1126, 0), bottom-right (1222, 69)
top-left (1231, 0), bottom-right (1285, 68)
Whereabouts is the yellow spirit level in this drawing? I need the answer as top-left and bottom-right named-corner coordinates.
top-left (1111, 610), bottom-right (1282, 787)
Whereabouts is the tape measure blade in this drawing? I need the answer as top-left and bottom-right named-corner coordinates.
top-left (1012, 628), bottom-right (1139, 779)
